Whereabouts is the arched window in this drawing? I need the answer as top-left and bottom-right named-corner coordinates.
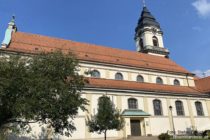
top-left (175, 100), bottom-right (185, 116)
top-left (128, 98), bottom-right (138, 109)
top-left (195, 101), bottom-right (204, 116)
top-left (91, 70), bottom-right (100, 78)
top-left (153, 99), bottom-right (162, 116)
top-left (115, 72), bottom-right (123, 80)
top-left (152, 36), bottom-right (159, 47)
top-left (156, 77), bottom-right (163, 84)
top-left (136, 75), bottom-right (144, 82)
top-left (174, 79), bottom-right (180, 86)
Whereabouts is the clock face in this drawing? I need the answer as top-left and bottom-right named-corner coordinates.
top-left (152, 28), bottom-right (157, 34)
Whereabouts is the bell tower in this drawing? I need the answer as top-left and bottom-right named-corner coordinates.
top-left (135, 6), bottom-right (169, 57)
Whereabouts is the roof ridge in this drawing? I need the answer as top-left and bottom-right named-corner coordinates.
top-left (12, 32), bottom-right (185, 67)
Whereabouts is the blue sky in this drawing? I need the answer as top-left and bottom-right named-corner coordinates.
top-left (0, 0), bottom-right (210, 77)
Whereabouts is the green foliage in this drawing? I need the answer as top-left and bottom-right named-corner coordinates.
top-left (87, 95), bottom-right (124, 140)
top-left (208, 132), bottom-right (210, 139)
top-left (0, 51), bottom-right (88, 136)
top-left (158, 133), bottom-right (170, 140)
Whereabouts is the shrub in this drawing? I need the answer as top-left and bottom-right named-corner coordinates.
top-left (208, 132), bottom-right (210, 139)
top-left (202, 130), bottom-right (210, 138)
top-left (158, 133), bottom-right (170, 140)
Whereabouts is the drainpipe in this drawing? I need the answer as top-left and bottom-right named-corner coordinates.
top-left (186, 73), bottom-right (190, 87)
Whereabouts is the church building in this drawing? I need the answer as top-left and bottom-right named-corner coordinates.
top-left (1, 5), bottom-right (210, 140)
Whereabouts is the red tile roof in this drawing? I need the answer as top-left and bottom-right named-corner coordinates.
top-left (87, 78), bottom-right (203, 95)
top-left (195, 76), bottom-right (210, 93)
top-left (3, 32), bottom-right (192, 75)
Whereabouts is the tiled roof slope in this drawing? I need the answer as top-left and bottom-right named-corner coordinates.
top-left (195, 76), bottom-right (210, 93)
top-left (87, 78), bottom-right (202, 95)
top-left (4, 32), bottom-right (191, 74)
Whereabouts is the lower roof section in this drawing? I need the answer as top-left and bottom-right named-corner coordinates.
top-left (86, 78), bottom-right (205, 96)
top-left (195, 76), bottom-right (210, 93)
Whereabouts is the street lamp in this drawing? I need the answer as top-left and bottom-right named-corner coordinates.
top-left (169, 106), bottom-right (176, 139)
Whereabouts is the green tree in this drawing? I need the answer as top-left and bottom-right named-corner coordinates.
top-left (0, 51), bottom-right (88, 137)
top-left (87, 95), bottom-right (124, 140)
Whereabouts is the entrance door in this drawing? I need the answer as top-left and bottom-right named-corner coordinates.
top-left (130, 120), bottom-right (141, 136)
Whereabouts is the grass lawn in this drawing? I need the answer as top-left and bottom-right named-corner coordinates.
top-left (171, 138), bottom-right (208, 140)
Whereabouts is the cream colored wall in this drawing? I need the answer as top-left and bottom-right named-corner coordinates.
top-left (194, 118), bottom-right (210, 130)
top-left (150, 118), bottom-right (170, 135)
top-left (79, 63), bottom-right (192, 86)
top-left (188, 79), bottom-right (195, 87)
top-left (65, 117), bottom-right (86, 140)
top-left (25, 117), bottom-right (86, 140)
top-left (24, 90), bottom-right (210, 139)
top-left (84, 91), bottom-right (210, 137)
top-left (124, 118), bottom-right (131, 136)
top-left (91, 130), bottom-right (118, 138)
top-left (173, 118), bottom-right (191, 131)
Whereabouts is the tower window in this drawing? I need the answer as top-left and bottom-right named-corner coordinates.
top-left (128, 98), bottom-right (138, 109)
top-left (152, 36), bottom-right (159, 47)
top-left (136, 75), bottom-right (144, 82)
top-left (115, 72), bottom-right (123, 80)
top-left (139, 38), bottom-right (144, 50)
top-left (156, 77), bottom-right (163, 84)
top-left (91, 70), bottom-right (100, 78)
top-left (174, 79), bottom-right (180, 86)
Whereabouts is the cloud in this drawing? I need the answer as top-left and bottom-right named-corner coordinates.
top-left (192, 0), bottom-right (210, 17)
top-left (192, 69), bottom-right (210, 77)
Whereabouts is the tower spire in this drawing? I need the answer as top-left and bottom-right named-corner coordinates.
top-left (134, 6), bottom-right (170, 58)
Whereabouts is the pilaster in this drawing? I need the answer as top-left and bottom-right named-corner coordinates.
top-left (128, 72), bottom-right (132, 81)
top-left (148, 74), bottom-right (152, 83)
top-left (105, 70), bottom-right (110, 79)
top-left (116, 95), bottom-right (124, 138)
top-left (85, 93), bottom-right (92, 139)
top-left (187, 99), bottom-right (196, 130)
top-left (205, 100), bottom-right (210, 120)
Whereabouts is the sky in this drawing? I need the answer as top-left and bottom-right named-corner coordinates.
top-left (0, 0), bottom-right (210, 77)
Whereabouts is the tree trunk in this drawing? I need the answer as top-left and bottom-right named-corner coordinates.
top-left (104, 130), bottom-right (107, 140)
